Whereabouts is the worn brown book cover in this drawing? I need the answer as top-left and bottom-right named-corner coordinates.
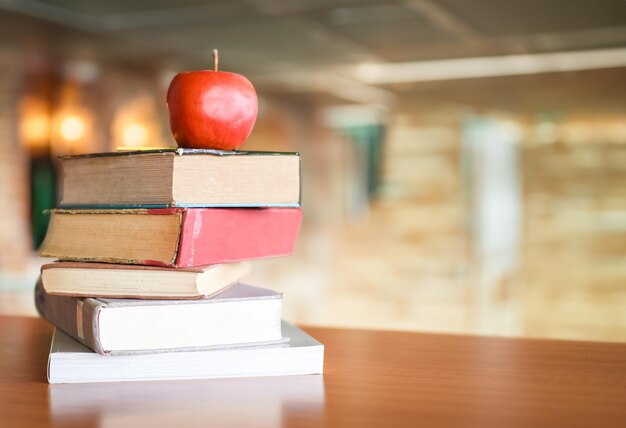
top-left (59, 148), bottom-right (300, 208)
top-left (39, 207), bottom-right (302, 267)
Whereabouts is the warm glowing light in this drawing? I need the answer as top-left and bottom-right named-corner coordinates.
top-left (59, 115), bottom-right (86, 142)
top-left (51, 108), bottom-right (92, 155)
top-left (21, 114), bottom-right (50, 147)
top-left (51, 83), bottom-right (94, 154)
top-left (19, 96), bottom-right (50, 151)
top-left (111, 94), bottom-right (167, 150)
top-left (122, 123), bottom-right (149, 147)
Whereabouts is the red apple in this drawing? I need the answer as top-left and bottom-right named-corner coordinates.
top-left (167, 51), bottom-right (258, 150)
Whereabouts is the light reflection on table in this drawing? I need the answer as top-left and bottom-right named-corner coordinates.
top-left (49, 375), bottom-right (325, 427)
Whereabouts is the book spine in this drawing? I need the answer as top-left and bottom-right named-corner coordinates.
top-left (35, 278), bottom-right (107, 355)
top-left (176, 208), bottom-right (303, 267)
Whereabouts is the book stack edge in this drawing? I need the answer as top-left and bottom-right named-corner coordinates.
top-left (36, 149), bottom-right (324, 384)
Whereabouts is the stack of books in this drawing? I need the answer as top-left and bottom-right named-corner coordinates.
top-left (36, 148), bottom-right (324, 384)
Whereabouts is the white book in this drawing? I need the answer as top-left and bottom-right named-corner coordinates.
top-left (37, 282), bottom-right (285, 355)
top-left (48, 321), bottom-right (324, 384)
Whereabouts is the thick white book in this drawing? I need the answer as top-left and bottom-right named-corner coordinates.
top-left (48, 321), bottom-right (324, 384)
top-left (37, 282), bottom-right (285, 355)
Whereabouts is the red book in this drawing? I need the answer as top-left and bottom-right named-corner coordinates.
top-left (39, 208), bottom-right (302, 267)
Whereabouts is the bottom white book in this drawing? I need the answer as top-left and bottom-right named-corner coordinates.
top-left (48, 321), bottom-right (324, 384)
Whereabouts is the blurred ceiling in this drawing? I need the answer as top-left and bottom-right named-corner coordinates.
top-left (0, 0), bottom-right (625, 111)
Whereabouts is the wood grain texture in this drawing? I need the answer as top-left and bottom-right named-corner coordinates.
top-left (0, 315), bottom-right (625, 427)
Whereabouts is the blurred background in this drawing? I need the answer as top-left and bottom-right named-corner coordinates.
top-left (0, 0), bottom-right (625, 342)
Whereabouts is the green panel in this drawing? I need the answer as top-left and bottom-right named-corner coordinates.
top-left (30, 157), bottom-right (56, 249)
top-left (341, 124), bottom-right (386, 196)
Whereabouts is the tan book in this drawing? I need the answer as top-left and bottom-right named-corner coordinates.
top-left (41, 261), bottom-right (250, 299)
top-left (59, 148), bottom-right (300, 208)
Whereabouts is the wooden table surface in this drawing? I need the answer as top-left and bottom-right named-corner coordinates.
top-left (0, 315), bottom-right (625, 427)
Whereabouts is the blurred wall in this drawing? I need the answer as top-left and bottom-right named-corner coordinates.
top-left (0, 49), bottom-right (31, 274)
top-left (0, 3), bottom-right (625, 341)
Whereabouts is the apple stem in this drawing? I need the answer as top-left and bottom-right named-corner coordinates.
top-left (213, 49), bottom-right (219, 72)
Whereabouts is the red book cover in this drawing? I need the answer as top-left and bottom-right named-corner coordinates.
top-left (176, 208), bottom-right (302, 267)
top-left (40, 207), bottom-right (302, 268)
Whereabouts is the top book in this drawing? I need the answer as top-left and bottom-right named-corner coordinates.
top-left (59, 148), bottom-right (300, 208)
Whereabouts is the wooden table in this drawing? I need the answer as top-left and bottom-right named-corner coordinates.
top-left (1, 315), bottom-right (625, 427)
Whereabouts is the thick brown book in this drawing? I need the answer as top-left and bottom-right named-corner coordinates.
top-left (59, 148), bottom-right (300, 208)
top-left (39, 207), bottom-right (302, 267)
top-left (40, 261), bottom-right (250, 299)
top-left (35, 279), bottom-right (285, 355)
